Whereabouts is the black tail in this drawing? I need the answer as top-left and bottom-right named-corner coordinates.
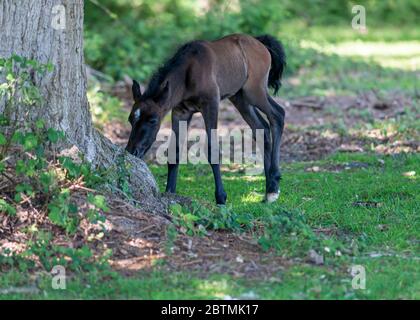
top-left (255, 35), bottom-right (286, 95)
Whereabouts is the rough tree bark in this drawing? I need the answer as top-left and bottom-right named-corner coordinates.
top-left (0, 0), bottom-right (165, 213)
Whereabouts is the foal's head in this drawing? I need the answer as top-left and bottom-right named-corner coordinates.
top-left (125, 80), bottom-right (169, 159)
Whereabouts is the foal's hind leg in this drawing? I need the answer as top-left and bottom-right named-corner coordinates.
top-left (229, 92), bottom-right (272, 194)
top-left (166, 106), bottom-right (194, 193)
top-left (244, 87), bottom-right (285, 202)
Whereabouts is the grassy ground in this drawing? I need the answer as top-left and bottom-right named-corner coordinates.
top-left (150, 152), bottom-right (419, 299)
top-left (1, 25), bottom-right (419, 300)
top-left (2, 152), bottom-right (419, 299)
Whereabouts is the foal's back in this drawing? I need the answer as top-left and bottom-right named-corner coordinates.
top-left (188, 34), bottom-right (272, 99)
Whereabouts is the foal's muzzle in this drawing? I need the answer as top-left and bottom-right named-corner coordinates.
top-left (126, 144), bottom-right (151, 160)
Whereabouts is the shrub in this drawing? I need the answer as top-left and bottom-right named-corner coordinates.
top-left (0, 56), bottom-right (111, 273)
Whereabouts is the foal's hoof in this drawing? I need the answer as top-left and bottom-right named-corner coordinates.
top-left (216, 191), bottom-right (227, 205)
top-left (265, 192), bottom-right (279, 203)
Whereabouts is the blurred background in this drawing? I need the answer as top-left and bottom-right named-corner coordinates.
top-left (83, 0), bottom-right (419, 163)
top-left (84, 0), bottom-right (419, 81)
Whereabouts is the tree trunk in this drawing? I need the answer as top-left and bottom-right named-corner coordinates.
top-left (0, 0), bottom-right (165, 213)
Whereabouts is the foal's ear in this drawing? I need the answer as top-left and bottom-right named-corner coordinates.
top-left (154, 81), bottom-right (170, 105)
top-left (132, 80), bottom-right (142, 102)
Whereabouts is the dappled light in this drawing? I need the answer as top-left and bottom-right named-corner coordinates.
top-left (301, 41), bottom-right (420, 71)
top-left (196, 279), bottom-right (231, 299)
top-left (240, 192), bottom-right (265, 204)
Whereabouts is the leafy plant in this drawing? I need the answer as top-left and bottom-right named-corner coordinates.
top-left (0, 55), bottom-right (112, 274)
top-left (170, 201), bottom-right (254, 236)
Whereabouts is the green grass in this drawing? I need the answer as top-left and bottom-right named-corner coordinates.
top-left (151, 153), bottom-right (419, 252)
top-left (282, 40), bottom-right (419, 98)
top-left (3, 152), bottom-right (417, 299)
top-left (150, 152), bottom-right (418, 299)
top-left (2, 257), bottom-right (417, 299)
top-left (280, 23), bottom-right (420, 43)
top-left (276, 24), bottom-right (420, 99)
top-left (301, 40), bottom-right (420, 70)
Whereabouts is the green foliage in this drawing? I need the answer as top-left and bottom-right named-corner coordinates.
top-left (0, 55), bottom-right (111, 274)
top-left (0, 199), bottom-right (16, 216)
top-left (3, 150), bottom-right (418, 299)
top-left (83, 0), bottom-right (420, 82)
top-left (88, 82), bottom-right (125, 126)
top-left (23, 231), bottom-right (107, 273)
top-left (0, 55), bottom-right (51, 104)
top-left (257, 210), bottom-right (315, 252)
top-left (0, 56), bottom-right (50, 161)
top-left (170, 201), bottom-right (254, 236)
top-left (58, 156), bottom-right (104, 187)
top-left (0, 133), bottom-right (7, 145)
top-left (86, 194), bottom-right (109, 224)
top-left (113, 153), bottom-right (133, 198)
top-left (169, 199), bottom-right (343, 256)
top-left (153, 148), bottom-right (420, 256)
top-left (48, 189), bottom-right (79, 234)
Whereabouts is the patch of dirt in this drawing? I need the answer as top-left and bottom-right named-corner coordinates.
top-left (278, 91), bottom-right (416, 128)
top-left (107, 208), bottom-right (289, 278)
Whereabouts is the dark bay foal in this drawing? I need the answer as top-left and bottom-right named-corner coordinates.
top-left (126, 33), bottom-right (286, 204)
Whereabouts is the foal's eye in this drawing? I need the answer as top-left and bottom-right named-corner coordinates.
top-left (149, 117), bottom-right (158, 125)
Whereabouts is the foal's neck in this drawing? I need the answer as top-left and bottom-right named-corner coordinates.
top-left (162, 73), bottom-right (186, 112)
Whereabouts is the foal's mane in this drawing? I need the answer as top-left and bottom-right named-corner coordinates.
top-left (142, 40), bottom-right (204, 100)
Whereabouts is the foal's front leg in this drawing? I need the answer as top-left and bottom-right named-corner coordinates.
top-left (201, 97), bottom-right (227, 205)
top-left (166, 106), bottom-right (193, 193)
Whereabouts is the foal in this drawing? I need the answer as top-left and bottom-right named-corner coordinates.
top-left (126, 34), bottom-right (286, 204)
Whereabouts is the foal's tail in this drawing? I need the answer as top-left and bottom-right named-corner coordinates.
top-left (255, 35), bottom-right (286, 95)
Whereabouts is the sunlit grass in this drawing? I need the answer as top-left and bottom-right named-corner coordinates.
top-left (151, 151), bottom-right (420, 249)
top-left (197, 279), bottom-right (231, 298)
top-left (240, 191), bottom-right (264, 204)
top-left (280, 23), bottom-right (420, 43)
top-left (301, 40), bottom-right (420, 71)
